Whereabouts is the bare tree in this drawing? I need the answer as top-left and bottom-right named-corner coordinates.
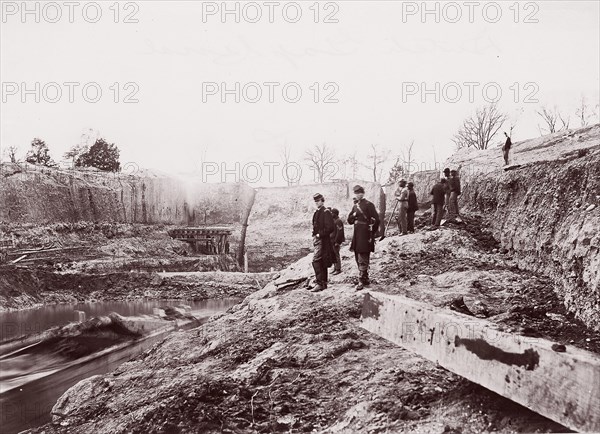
top-left (452, 104), bottom-right (508, 150)
top-left (537, 106), bottom-right (570, 135)
top-left (305, 143), bottom-right (337, 183)
top-left (341, 150), bottom-right (360, 180)
top-left (2, 146), bottom-right (19, 163)
top-left (398, 140), bottom-right (416, 176)
top-left (281, 144), bottom-right (298, 186)
top-left (576, 97), bottom-right (599, 127)
top-left (363, 144), bottom-right (390, 183)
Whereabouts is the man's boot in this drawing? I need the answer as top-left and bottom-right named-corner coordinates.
top-left (311, 261), bottom-right (325, 292)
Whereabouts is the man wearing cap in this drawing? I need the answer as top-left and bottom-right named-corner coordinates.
top-left (311, 193), bottom-right (334, 292)
top-left (394, 179), bottom-right (409, 235)
top-left (347, 185), bottom-right (380, 290)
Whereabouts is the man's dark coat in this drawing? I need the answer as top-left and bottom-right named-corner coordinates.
top-left (312, 206), bottom-right (334, 267)
top-left (347, 199), bottom-right (380, 253)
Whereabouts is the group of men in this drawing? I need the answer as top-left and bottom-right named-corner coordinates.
top-left (309, 170), bottom-right (462, 292)
top-left (309, 185), bottom-right (379, 292)
top-left (430, 168), bottom-right (462, 227)
top-left (393, 179), bottom-right (419, 235)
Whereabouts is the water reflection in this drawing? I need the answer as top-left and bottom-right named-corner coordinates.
top-left (0, 298), bottom-right (240, 433)
top-left (0, 299), bottom-right (240, 342)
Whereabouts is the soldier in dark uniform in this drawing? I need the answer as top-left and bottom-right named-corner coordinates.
top-left (310, 193), bottom-right (334, 292)
top-left (430, 178), bottom-right (447, 227)
top-left (330, 208), bottom-right (344, 275)
top-left (347, 185), bottom-right (380, 290)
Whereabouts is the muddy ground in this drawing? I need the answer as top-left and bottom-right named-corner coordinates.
top-left (25, 212), bottom-right (600, 434)
top-left (0, 223), bottom-right (276, 312)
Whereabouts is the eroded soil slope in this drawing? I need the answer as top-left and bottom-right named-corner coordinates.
top-left (451, 126), bottom-right (600, 330)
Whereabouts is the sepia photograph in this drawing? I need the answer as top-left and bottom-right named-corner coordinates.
top-left (0, 1), bottom-right (599, 433)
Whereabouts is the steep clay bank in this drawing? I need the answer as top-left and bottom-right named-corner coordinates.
top-left (0, 165), bottom-right (255, 260)
top-left (448, 125), bottom-right (600, 330)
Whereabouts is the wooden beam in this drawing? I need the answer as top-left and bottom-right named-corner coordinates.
top-left (360, 291), bottom-right (600, 433)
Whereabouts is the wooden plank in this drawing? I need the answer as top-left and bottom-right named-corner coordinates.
top-left (360, 291), bottom-right (600, 433)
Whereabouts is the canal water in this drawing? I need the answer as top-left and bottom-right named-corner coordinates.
top-left (0, 298), bottom-right (239, 343)
top-left (0, 298), bottom-right (240, 433)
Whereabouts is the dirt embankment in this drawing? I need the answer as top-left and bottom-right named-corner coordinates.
top-left (447, 125), bottom-right (600, 330)
top-left (0, 164), bottom-right (255, 258)
top-left (29, 217), bottom-right (600, 434)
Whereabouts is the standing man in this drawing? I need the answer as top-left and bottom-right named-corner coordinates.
top-left (448, 170), bottom-right (462, 221)
top-left (430, 178), bottom-right (447, 227)
top-left (503, 132), bottom-right (512, 166)
top-left (311, 193), bottom-right (334, 292)
top-left (330, 208), bottom-right (344, 275)
top-left (348, 185), bottom-right (380, 291)
top-left (407, 182), bottom-right (418, 233)
top-left (394, 179), bottom-right (409, 235)
top-left (443, 167), bottom-right (451, 218)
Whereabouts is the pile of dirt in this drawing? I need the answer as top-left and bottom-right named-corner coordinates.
top-left (30, 219), bottom-right (595, 433)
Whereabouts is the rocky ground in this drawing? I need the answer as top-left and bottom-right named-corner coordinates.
top-left (27, 213), bottom-right (600, 434)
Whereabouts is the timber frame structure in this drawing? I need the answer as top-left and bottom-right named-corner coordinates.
top-left (168, 227), bottom-right (232, 255)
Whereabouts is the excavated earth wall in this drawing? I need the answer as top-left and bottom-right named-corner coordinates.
top-left (447, 125), bottom-right (600, 330)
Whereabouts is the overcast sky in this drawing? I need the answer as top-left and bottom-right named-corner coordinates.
top-left (1, 1), bottom-right (599, 185)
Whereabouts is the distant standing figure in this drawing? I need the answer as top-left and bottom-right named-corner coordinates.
top-left (443, 167), bottom-right (451, 215)
top-left (394, 178), bottom-right (409, 235)
top-left (430, 178), bottom-right (447, 227)
top-left (407, 182), bottom-right (418, 233)
top-left (330, 208), bottom-right (344, 275)
top-left (348, 185), bottom-right (380, 291)
top-left (447, 170), bottom-right (461, 220)
top-left (503, 132), bottom-right (512, 166)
